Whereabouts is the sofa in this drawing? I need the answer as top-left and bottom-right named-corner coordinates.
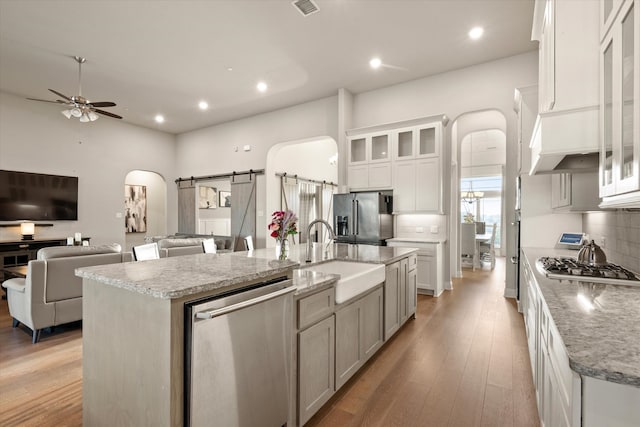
top-left (2, 244), bottom-right (130, 343)
top-left (147, 234), bottom-right (234, 252)
top-left (154, 236), bottom-right (233, 257)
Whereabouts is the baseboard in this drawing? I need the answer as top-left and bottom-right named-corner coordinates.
top-left (517, 300), bottom-right (523, 313)
top-left (503, 287), bottom-right (517, 299)
top-left (445, 280), bottom-right (453, 290)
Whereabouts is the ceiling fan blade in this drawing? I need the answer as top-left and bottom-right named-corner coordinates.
top-left (93, 108), bottom-right (122, 119)
top-left (89, 101), bottom-right (116, 108)
top-left (48, 88), bottom-right (72, 101)
top-left (26, 97), bottom-right (66, 104)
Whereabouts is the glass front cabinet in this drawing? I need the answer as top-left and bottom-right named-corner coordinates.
top-left (347, 132), bottom-right (392, 190)
top-left (600, 0), bottom-right (640, 207)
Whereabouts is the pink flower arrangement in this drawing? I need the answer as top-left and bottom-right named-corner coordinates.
top-left (269, 210), bottom-right (298, 241)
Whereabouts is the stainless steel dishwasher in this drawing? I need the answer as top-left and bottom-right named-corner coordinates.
top-left (184, 276), bottom-right (295, 427)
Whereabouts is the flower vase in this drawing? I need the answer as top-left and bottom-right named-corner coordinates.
top-left (275, 239), bottom-right (289, 260)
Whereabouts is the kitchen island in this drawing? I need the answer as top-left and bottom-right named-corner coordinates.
top-left (77, 243), bottom-right (418, 427)
top-left (521, 248), bottom-right (640, 426)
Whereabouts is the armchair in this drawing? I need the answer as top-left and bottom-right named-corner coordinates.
top-left (2, 244), bottom-right (129, 343)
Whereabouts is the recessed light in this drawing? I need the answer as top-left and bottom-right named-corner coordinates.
top-left (154, 114), bottom-right (165, 124)
top-left (369, 57), bottom-right (382, 69)
top-left (198, 101), bottom-right (209, 110)
top-left (226, 67), bottom-right (233, 72)
top-left (469, 26), bottom-right (484, 40)
top-left (257, 81), bottom-right (268, 92)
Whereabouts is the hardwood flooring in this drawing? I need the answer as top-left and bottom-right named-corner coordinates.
top-left (307, 258), bottom-right (540, 427)
top-left (0, 257), bottom-right (539, 426)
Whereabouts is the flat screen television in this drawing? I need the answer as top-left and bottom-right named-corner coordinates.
top-left (0, 170), bottom-right (78, 221)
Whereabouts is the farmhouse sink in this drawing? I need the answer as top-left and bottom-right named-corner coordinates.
top-left (301, 261), bottom-right (385, 304)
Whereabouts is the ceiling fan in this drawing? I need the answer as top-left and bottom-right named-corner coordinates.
top-left (27, 56), bottom-right (122, 122)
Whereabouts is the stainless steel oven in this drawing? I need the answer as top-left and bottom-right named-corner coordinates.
top-left (184, 277), bottom-right (295, 427)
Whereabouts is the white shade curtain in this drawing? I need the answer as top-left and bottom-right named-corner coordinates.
top-left (280, 175), bottom-right (336, 245)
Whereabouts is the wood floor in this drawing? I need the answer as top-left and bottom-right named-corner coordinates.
top-left (0, 257), bottom-right (539, 426)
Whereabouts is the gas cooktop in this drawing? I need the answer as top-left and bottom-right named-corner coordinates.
top-left (536, 257), bottom-right (640, 286)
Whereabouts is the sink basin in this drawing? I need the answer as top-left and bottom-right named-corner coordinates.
top-left (301, 261), bottom-right (385, 304)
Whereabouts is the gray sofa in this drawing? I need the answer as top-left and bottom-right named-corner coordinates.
top-left (2, 244), bottom-right (130, 343)
top-left (153, 236), bottom-right (233, 256)
top-left (147, 234), bottom-right (234, 252)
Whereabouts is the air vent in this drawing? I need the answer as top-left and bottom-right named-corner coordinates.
top-left (292, 0), bottom-right (319, 16)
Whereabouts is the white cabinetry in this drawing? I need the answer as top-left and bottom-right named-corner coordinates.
top-left (347, 115), bottom-right (446, 212)
top-left (514, 86), bottom-right (539, 175)
top-left (347, 132), bottom-right (392, 190)
top-left (600, 0), bottom-right (640, 207)
top-left (551, 172), bottom-right (601, 212)
top-left (522, 256), bottom-right (581, 427)
top-left (530, 0), bottom-right (601, 174)
top-left (386, 240), bottom-right (444, 297)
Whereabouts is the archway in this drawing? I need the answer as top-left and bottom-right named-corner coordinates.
top-left (265, 137), bottom-right (338, 248)
top-left (124, 170), bottom-right (167, 251)
top-left (450, 110), bottom-right (507, 277)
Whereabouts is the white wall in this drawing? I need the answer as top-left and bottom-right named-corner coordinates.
top-left (265, 137), bottom-right (338, 247)
top-left (0, 91), bottom-right (177, 247)
top-left (176, 96), bottom-right (339, 249)
top-left (352, 51), bottom-right (538, 295)
top-left (175, 96), bottom-right (339, 177)
top-left (124, 170), bottom-right (167, 250)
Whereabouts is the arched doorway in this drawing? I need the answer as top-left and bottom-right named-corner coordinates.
top-left (265, 137), bottom-right (338, 248)
top-left (124, 170), bottom-right (167, 251)
top-left (450, 110), bottom-right (507, 277)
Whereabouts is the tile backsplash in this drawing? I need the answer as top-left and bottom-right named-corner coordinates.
top-left (394, 214), bottom-right (447, 240)
top-left (583, 211), bottom-right (640, 273)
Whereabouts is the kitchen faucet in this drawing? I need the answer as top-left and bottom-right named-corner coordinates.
top-left (305, 219), bottom-right (335, 263)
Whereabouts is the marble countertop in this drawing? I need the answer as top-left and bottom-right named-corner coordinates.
top-left (522, 247), bottom-right (640, 387)
top-left (77, 243), bottom-right (416, 300)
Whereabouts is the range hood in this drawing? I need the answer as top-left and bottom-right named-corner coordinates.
top-left (529, 105), bottom-right (600, 175)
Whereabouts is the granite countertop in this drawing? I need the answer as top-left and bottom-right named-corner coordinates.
top-left (234, 242), bottom-right (418, 267)
top-left (522, 247), bottom-right (640, 387)
top-left (292, 269), bottom-right (339, 296)
top-left (386, 237), bottom-right (446, 244)
top-left (76, 253), bottom-right (298, 300)
top-left (77, 243), bottom-right (416, 300)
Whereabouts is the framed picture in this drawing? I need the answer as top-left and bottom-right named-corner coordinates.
top-left (199, 186), bottom-right (217, 209)
top-left (219, 190), bottom-right (231, 207)
top-left (125, 184), bottom-right (147, 233)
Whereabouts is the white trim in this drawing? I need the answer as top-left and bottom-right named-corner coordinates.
top-left (503, 287), bottom-right (517, 299)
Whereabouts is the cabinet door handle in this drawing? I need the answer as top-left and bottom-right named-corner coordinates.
top-left (19, 244), bottom-right (29, 249)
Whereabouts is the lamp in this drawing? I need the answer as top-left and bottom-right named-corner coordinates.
top-left (20, 222), bottom-right (35, 240)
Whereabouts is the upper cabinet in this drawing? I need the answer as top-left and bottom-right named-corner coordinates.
top-left (346, 115), bottom-right (447, 213)
top-left (514, 85), bottom-right (539, 176)
top-left (393, 124), bottom-right (440, 161)
top-left (529, 0), bottom-right (601, 174)
top-left (347, 132), bottom-right (392, 190)
top-left (599, 0), bottom-right (640, 208)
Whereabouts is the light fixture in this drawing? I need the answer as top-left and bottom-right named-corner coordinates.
top-left (369, 57), bottom-right (382, 69)
top-left (87, 111), bottom-right (98, 121)
top-left (469, 26), bottom-right (484, 40)
top-left (198, 101), bottom-right (209, 110)
top-left (20, 222), bottom-right (35, 240)
top-left (155, 114), bottom-right (165, 123)
top-left (256, 81), bottom-right (268, 93)
top-left (461, 140), bottom-right (484, 204)
top-left (61, 109), bottom-right (72, 119)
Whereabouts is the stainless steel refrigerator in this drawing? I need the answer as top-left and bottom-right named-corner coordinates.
top-left (333, 192), bottom-right (393, 245)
